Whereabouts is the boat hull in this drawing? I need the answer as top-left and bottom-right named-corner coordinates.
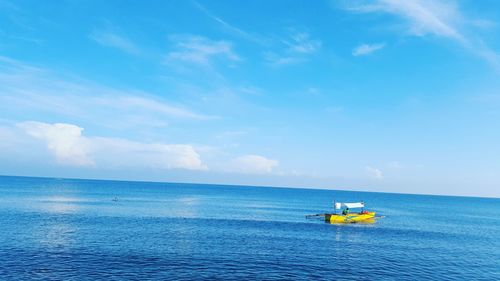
top-left (325, 212), bottom-right (376, 223)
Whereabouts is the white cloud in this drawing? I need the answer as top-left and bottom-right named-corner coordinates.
top-left (352, 43), bottom-right (385, 56)
top-left (89, 29), bottom-right (140, 55)
top-left (380, 0), bottom-right (462, 40)
top-left (166, 35), bottom-right (240, 65)
top-left (230, 154), bottom-right (278, 174)
top-left (342, 0), bottom-right (500, 68)
top-left (365, 166), bottom-right (383, 180)
top-left (343, 0), bottom-right (463, 40)
top-left (17, 121), bottom-right (207, 170)
top-left (17, 122), bottom-right (93, 166)
top-left (90, 137), bottom-right (207, 171)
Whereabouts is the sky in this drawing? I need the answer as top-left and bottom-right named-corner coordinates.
top-left (1, 0), bottom-right (500, 197)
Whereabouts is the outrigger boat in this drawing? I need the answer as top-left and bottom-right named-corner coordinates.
top-left (307, 201), bottom-right (378, 224)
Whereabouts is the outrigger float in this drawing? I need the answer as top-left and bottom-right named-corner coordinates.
top-left (307, 201), bottom-right (380, 224)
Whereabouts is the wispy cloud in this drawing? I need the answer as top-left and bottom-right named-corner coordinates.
top-left (342, 0), bottom-right (463, 40)
top-left (95, 95), bottom-right (209, 120)
top-left (166, 35), bottom-right (240, 66)
top-left (192, 1), bottom-right (266, 44)
top-left (264, 52), bottom-right (304, 66)
top-left (18, 121), bottom-right (208, 170)
top-left (283, 32), bottom-right (322, 54)
top-left (89, 28), bottom-right (141, 55)
top-left (0, 56), bottom-right (212, 131)
top-left (341, 0), bottom-right (500, 68)
top-left (352, 43), bottom-right (385, 56)
top-left (365, 166), bottom-right (383, 180)
top-left (266, 31), bottom-right (321, 66)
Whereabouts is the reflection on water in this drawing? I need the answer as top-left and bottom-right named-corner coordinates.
top-left (35, 196), bottom-right (84, 214)
top-left (327, 218), bottom-right (376, 225)
top-left (37, 221), bottom-right (77, 250)
top-left (170, 196), bottom-right (202, 218)
top-left (43, 203), bottom-right (79, 214)
top-left (38, 196), bottom-right (89, 203)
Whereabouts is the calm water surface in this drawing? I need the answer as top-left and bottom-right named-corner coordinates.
top-left (0, 176), bottom-right (499, 280)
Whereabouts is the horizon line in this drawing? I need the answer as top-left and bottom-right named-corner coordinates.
top-left (1, 173), bottom-right (498, 200)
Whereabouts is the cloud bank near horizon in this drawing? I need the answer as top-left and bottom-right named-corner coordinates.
top-left (3, 121), bottom-right (281, 176)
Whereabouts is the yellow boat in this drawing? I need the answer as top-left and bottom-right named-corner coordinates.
top-left (326, 201), bottom-right (376, 224)
top-left (306, 201), bottom-right (379, 223)
top-left (325, 211), bottom-right (376, 223)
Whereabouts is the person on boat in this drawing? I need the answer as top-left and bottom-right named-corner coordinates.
top-left (342, 207), bottom-right (349, 215)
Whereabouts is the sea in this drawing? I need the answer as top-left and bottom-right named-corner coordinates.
top-left (0, 175), bottom-right (498, 280)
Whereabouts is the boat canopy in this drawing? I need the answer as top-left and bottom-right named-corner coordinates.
top-left (334, 202), bottom-right (364, 209)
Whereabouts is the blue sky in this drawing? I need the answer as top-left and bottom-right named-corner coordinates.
top-left (1, 0), bottom-right (500, 197)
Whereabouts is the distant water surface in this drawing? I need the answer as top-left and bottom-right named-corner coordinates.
top-left (0, 176), bottom-right (499, 280)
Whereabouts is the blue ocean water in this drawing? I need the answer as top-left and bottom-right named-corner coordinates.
top-left (0, 176), bottom-right (498, 280)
